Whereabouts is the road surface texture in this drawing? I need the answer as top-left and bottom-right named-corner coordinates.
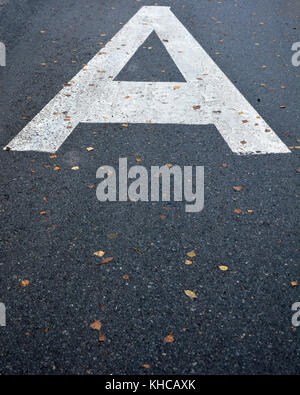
top-left (0, 0), bottom-right (299, 374)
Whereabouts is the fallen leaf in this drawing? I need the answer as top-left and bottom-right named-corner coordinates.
top-left (280, 105), bottom-right (286, 109)
top-left (87, 185), bottom-right (95, 189)
top-left (142, 364), bottom-right (151, 369)
top-left (262, 65), bottom-right (268, 69)
top-left (247, 209), bottom-right (254, 213)
top-left (291, 280), bottom-right (298, 287)
top-left (107, 233), bottom-right (118, 239)
top-left (187, 250), bottom-right (196, 258)
top-left (49, 154), bottom-right (57, 159)
top-left (184, 290), bottom-right (197, 299)
top-left (19, 280), bottom-right (30, 287)
top-left (39, 211), bottom-right (46, 215)
top-left (94, 251), bottom-right (105, 257)
top-left (90, 319), bottom-right (101, 331)
top-left (240, 140), bottom-right (247, 145)
top-left (71, 166), bottom-right (79, 170)
top-left (98, 334), bottom-right (107, 342)
top-left (122, 123), bottom-right (128, 127)
top-left (98, 257), bottom-right (113, 265)
top-left (53, 166), bottom-right (61, 171)
top-left (99, 303), bottom-right (104, 312)
top-left (185, 260), bottom-right (193, 266)
top-left (173, 85), bottom-right (180, 90)
top-left (193, 105), bottom-right (201, 110)
top-left (218, 265), bottom-right (228, 271)
top-left (86, 147), bottom-right (94, 151)
top-left (165, 164), bottom-right (173, 168)
top-left (233, 186), bottom-right (243, 192)
top-left (234, 208), bottom-right (242, 214)
top-left (221, 163), bottom-right (228, 168)
top-left (122, 274), bottom-right (130, 280)
top-left (42, 197), bottom-right (47, 202)
top-left (296, 168), bottom-right (300, 173)
top-left (164, 333), bottom-right (174, 343)
top-left (242, 120), bottom-right (248, 124)
top-left (136, 158), bottom-right (142, 162)
top-left (160, 214), bottom-right (166, 220)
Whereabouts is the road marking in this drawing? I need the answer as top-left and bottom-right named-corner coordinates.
top-left (4, 6), bottom-right (290, 154)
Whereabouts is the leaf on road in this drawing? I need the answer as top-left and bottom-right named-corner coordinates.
top-left (19, 280), bottom-right (30, 287)
top-left (107, 233), bottom-right (118, 239)
top-left (163, 333), bottom-right (174, 343)
top-left (233, 186), bottom-right (243, 192)
top-left (40, 211), bottom-right (46, 215)
top-left (98, 257), bottom-right (113, 265)
top-left (185, 260), bottom-right (192, 265)
top-left (291, 280), bottom-right (298, 287)
top-left (53, 166), bottom-right (61, 171)
top-left (184, 290), bottom-right (197, 299)
top-left (193, 105), bottom-right (201, 110)
top-left (234, 208), bottom-right (242, 214)
top-left (71, 166), bottom-right (79, 170)
top-left (187, 250), bottom-right (196, 258)
top-left (173, 85), bottom-right (180, 90)
top-left (94, 251), bottom-right (105, 257)
top-left (142, 364), bottom-right (151, 369)
top-left (218, 265), bottom-right (228, 271)
top-left (90, 319), bottom-right (101, 331)
top-left (98, 334), bottom-right (107, 342)
top-left (49, 154), bottom-right (57, 159)
top-left (122, 274), bottom-right (130, 280)
top-left (122, 123), bottom-right (128, 127)
top-left (86, 147), bottom-right (94, 151)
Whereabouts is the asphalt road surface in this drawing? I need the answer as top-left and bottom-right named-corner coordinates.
top-left (0, 0), bottom-right (299, 375)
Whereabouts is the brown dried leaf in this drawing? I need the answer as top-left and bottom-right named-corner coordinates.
top-left (234, 208), bottom-right (242, 214)
top-left (90, 319), bottom-right (101, 331)
top-left (98, 257), bottom-right (113, 265)
top-left (98, 333), bottom-right (107, 342)
top-left (233, 186), bottom-right (243, 192)
top-left (19, 280), bottom-right (30, 287)
top-left (163, 333), bottom-right (174, 343)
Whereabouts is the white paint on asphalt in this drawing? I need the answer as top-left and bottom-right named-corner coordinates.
top-left (4, 6), bottom-right (290, 154)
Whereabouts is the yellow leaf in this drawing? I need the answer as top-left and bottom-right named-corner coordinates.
top-left (291, 280), bottom-right (298, 287)
top-left (186, 250), bottom-right (196, 258)
top-left (218, 265), bottom-right (228, 271)
top-left (86, 147), bottom-right (94, 151)
top-left (122, 123), bottom-right (128, 127)
top-left (53, 166), bottom-right (61, 171)
top-left (184, 290), bottom-right (197, 299)
top-left (185, 260), bottom-right (193, 266)
top-left (94, 251), bottom-right (105, 257)
top-left (173, 85), bottom-right (180, 90)
top-left (142, 364), bottom-right (151, 369)
top-left (71, 166), bottom-right (79, 170)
